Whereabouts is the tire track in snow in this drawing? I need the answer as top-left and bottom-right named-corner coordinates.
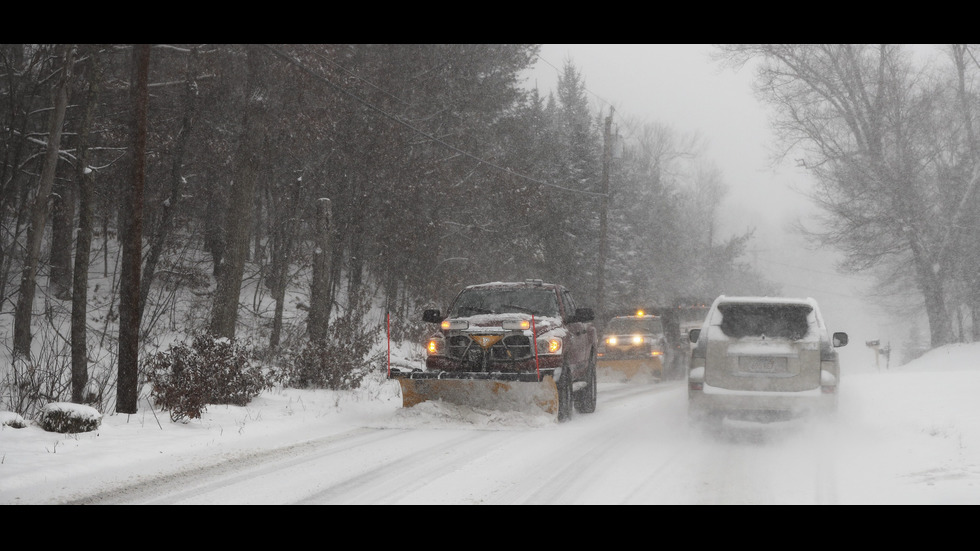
top-left (300, 428), bottom-right (521, 504)
top-left (480, 382), bottom-right (688, 503)
top-left (68, 426), bottom-right (390, 504)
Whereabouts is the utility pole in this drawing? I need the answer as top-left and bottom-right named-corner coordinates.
top-left (597, 106), bottom-right (614, 321)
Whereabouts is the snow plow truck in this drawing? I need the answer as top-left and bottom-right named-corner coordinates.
top-left (596, 300), bottom-right (710, 382)
top-left (388, 280), bottom-right (599, 422)
top-left (597, 310), bottom-right (668, 380)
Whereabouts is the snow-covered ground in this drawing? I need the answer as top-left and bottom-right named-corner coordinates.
top-left (2, 341), bottom-right (979, 504)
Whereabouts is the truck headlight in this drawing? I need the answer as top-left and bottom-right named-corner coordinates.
top-left (537, 337), bottom-right (562, 355)
top-left (502, 319), bottom-right (531, 330)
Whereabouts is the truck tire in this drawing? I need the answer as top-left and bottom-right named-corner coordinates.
top-left (575, 352), bottom-right (597, 414)
top-left (557, 364), bottom-right (574, 422)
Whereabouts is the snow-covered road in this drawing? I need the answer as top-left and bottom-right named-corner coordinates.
top-left (8, 345), bottom-right (980, 505)
top-left (65, 380), bottom-right (849, 504)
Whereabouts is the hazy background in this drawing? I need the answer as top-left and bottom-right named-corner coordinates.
top-left (526, 44), bottom-right (914, 370)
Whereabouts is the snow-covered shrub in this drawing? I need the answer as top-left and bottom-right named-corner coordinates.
top-left (275, 316), bottom-right (382, 391)
top-left (37, 402), bottom-right (102, 433)
top-left (145, 334), bottom-right (272, 422)
top-left (0, 410), bottom-right (27, 429)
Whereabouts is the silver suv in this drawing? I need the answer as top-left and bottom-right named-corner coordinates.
top-left (686, 296), bottom-right (848, 426)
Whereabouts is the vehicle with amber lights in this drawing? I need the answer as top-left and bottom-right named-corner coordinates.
top-left (686, 295), bottom-right (848, 427)
top-left (388, 280), bottom-right (598, 422)
top-left (597, 311), bottom-right (667, 380)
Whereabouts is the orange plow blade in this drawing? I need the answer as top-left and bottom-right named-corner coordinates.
top-left (397, 375), bottom-right (559, 415)
top-left (597, 358), bottom-right (662, 381)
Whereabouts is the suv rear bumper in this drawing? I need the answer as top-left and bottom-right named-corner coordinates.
top-left (689, 383), bottom-right (837, 421)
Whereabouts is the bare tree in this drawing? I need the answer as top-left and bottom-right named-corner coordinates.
top-left (139, 45), bottom-right (202, 324)
top-left (209, 45), bottom-right (269, 339)
top-left (70, 45), bottom-right (102, 403)
top-left (948, 45), bottom-right (980, 340)
top-left (716, 44), bottom-right (957, 347)
top-left (12, 44), bottom-right (74, 357)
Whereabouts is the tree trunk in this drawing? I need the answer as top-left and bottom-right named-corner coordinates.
top-left (117, 44), bottom-right (149, 414)
top-left (347, 190), bottom-right (364, 306)
top-left (308, 198), bottom-right (332, 342)
top-left (12, 44), bottom-right (74, 358)
top-left (49, 173), bottom-right (75, 300)
top-left (952, 45), bottom-right (980, 342)
top-left (0, 45), bottom-right (34, 307)
top-left (209, 45), bottom-right (267, 340)
top-left (252, 192), bottom-right (263, 262)
top-left (973, 294), bottom-right (980, 342)
top-left (204, 196), bottom-right (226, 277)
top-left (914, 258), bottom-right (953, 346)
top-left (267, 224), bottom-right (290, 351)
top-left (267, 174), bottom-right (303, 351)
top-left (71, 46), bottom-right (101, 404)
top-left (269, 282), bottom-right (285, 350)
top-left (71, 151), bottom-right (95, 403)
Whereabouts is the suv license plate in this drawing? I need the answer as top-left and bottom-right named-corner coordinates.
top-left (739, 356), bottom-right (788, 374)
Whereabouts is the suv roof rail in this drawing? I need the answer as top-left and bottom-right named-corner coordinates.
top-left (525, 278), bottom-right (544, 285)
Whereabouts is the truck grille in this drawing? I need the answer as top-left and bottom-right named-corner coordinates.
top-left (447, 333), bottom-right (533, 370)
top-left (602, 344), bottom-right (650, 360)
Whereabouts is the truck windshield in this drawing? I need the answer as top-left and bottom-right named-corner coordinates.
top-left (450, 288), bottom-right (559, 318)
top-left (608, 317), bottom-right (662, 335)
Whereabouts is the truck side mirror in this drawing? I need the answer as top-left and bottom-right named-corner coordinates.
top-left (688, 328), bottom-right (700, 343)
top-left (833, 332), bottom-right (848, 347)
top-left (422, 309), bottom-right (442, 323)
top-left (571, 308), bottom-right (594, 323)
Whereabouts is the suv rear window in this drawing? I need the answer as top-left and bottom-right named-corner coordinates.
top-left (717, 303), bottom-right (812, 340)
